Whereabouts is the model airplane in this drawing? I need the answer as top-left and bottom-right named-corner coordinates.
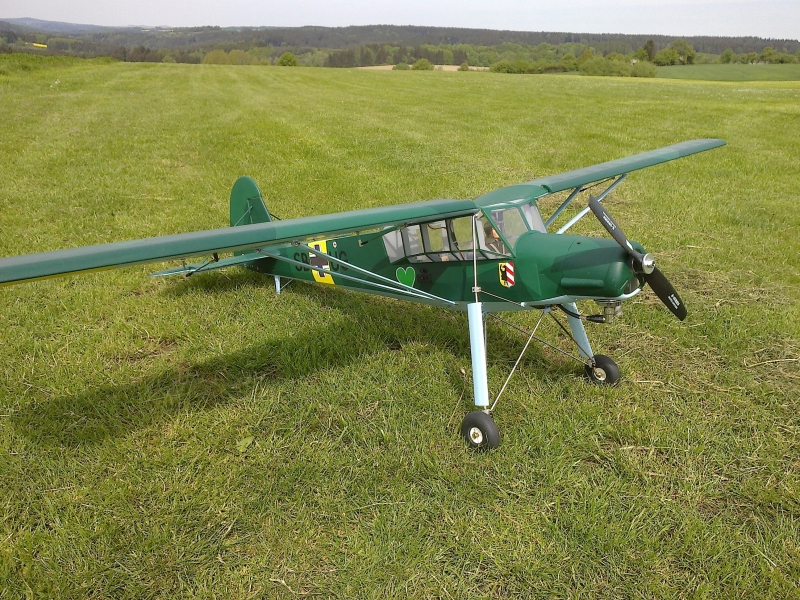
top-left (0, 139), bottom-right (725, 449)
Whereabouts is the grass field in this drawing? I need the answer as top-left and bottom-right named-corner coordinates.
top-left (657, 63), bottom-right (800, 81)
top-left (0, 56), bottom-right (798, 598)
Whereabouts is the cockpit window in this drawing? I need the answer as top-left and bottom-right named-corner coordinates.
top-left (382, 215), bottom-right (512, 263)
top-left (480, 218), bottom-right (505, 256)
top-left (381, 200), bottom-right (546, 263)
top-left (423, 221), bottom-right (449, 254)
top-left (488, 202), bottom-right (546, 250)
top-left (522, 203), bottom-right (546, 232)
top-left (449, 217), bottom-right (474, 253)
top-left (490, 207), bottom-right (527, 247)
top-left (401, 225), bottom-right (424, 255)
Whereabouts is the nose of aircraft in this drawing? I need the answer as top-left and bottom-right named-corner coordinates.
top-left (559, 236), bottom-right (640, 298)
top-left (513, 231), bottom-right (641, 301)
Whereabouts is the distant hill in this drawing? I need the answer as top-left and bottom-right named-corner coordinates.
top-left (2, 18), bottom-right (797, 55)
top-left (2, 17), bottom-right (122, 34)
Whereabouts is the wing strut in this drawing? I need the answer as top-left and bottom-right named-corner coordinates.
top-left (544, 185), bottom-right (583, 229)
top-left (556, 175), bottom-right (626, 234)
top-left (293, 242), bottom-right (457, 306)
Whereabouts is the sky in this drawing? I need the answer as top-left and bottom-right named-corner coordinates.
top-left (1, 0), bottom-right (798, 40)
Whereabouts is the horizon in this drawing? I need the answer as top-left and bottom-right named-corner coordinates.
top-left (0, 1), bottom-right (797, 40)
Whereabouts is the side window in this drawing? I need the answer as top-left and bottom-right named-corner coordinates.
top-left (421, 221), bottom-right (455, 262)
top-left (449, 217), bottom-right (474, 251)
top-left (423, 221), bottom-right (449, 253)
top-left (384, 217), bottom-right (510, 263)
top-left (481, 218), bottom-right (508, 257)
top-left (400, 225), bottom-right (431, 263)
top-left (402, 225), bottom-right (424, 255)
top-left (446, 216), bottom-right (475, 260)
top-left (522, 203), bottom-right (546, 233)
top-left (383, 229), bottom-right (404, 263)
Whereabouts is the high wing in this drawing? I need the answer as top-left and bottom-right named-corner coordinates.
top-left (528, 139), bottom-right (725, 193)
top-left (0, 199), bottom-right (476, 286)
top-left (0, 139), bottom-right (724, 287)
top-left (472, 139), bottom-right (726, 209)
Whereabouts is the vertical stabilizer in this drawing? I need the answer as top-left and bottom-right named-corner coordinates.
top-left (230, 176), bottom-right (271, 226)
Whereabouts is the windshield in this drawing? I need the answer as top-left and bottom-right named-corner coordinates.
top-left (486, 201), bottom-right (546, 250)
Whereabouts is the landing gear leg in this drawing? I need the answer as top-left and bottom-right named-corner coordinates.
top-left (561, 302), bottom-right (620, 385)
top-left (467, 302), bottom-right (489, 410)
top-left (561, 302), bottom-right (593, 360)
top-left (461, 302), bottom-right (500, 450)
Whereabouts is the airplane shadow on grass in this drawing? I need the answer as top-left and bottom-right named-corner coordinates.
top-left (13, 270), bottom-right (584, 447)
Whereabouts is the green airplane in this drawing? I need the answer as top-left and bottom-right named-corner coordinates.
top-left (0, 139), bottom-right (725, 449)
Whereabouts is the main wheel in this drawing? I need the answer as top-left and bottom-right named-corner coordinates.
top-left (585, 354), bottom-right (620, 385)
top-left (460, 411), bottom-right (500, 450)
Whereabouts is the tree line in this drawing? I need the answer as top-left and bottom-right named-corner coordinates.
top-left (3, 20), bottom-right (799, 54)
top-left (2, 19), bottom-right (798, 61)
top-left (2, 20), bottom-right (798, 70)
top-left (720, 46), bottom-right (798, 64)
top-left (322, 38), bottom-right (800, 73)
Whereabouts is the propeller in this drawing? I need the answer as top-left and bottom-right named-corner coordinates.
top-left (587, 195), bottom-right (687, 321)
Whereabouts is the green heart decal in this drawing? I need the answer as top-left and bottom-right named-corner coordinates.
top-left (396, 266), bottom-right (416, 287)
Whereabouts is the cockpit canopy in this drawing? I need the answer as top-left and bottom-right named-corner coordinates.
top-left (382, 198), bottom-right (546, 263)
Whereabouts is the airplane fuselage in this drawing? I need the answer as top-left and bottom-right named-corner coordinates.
top-left (246, 228), bottom-right (643, 311)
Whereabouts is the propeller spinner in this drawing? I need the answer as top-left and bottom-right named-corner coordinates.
top-left (587, 195), bottom-right (687, 321)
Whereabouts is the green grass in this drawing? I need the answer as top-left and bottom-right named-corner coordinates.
top-left (0, 54), bottom-right (114, 77)
top-left (657, 63), bottom-right (800, 81)
top-left (0, 55), bottom-right (798, 598)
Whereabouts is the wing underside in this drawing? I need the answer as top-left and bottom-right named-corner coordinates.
top-left (149, 252), bottom-right (264, 278)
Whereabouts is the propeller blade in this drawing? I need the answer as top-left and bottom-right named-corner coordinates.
top-left (587, 194), bottom-right (639, 259)
top-left (644, 267), bottom-right (687, 321)
top-left (588, 195), bottom-right (686, 320)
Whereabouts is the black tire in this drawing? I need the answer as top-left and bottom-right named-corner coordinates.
top-left (460, 411), bottom-right (500, 450)
top-left (585, 354), bottom-right (621, 385)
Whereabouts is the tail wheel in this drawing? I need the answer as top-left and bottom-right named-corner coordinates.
top-left (585, 354), bottom-right (620, 385)
top-left (460, 411), bottom-right (500, 450)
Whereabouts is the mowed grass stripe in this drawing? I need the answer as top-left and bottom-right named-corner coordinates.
top-left (0, 57), bottom-right (798, 597)
top-left (657, 63), bottom-right (800, 81)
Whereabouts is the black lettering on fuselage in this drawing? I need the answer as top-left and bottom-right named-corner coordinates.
top-left (330, 250), bottom-right (349, 272)
top-left (292, 252), bottom-right (314, 272)
top-left (291, 249), bottom-right (348, 274)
